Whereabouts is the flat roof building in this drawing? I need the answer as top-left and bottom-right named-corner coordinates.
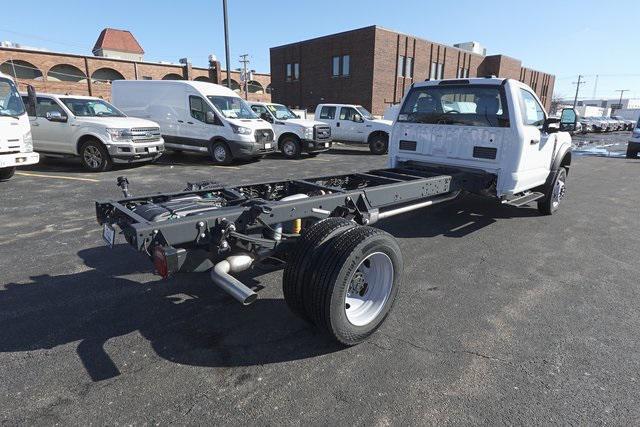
top-left (270, 25), bottom-right (555, 115)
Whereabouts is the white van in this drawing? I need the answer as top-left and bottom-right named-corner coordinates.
top-left (112, 80), bottom-right (275, 164)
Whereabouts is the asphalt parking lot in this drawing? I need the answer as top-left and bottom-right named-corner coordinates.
top-left (1, 134), bottom-right (639, 424)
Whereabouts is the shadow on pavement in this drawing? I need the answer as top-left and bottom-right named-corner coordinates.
top-left (0, 245), bottom-right (341, 382)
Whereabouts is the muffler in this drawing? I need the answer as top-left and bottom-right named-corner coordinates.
top-left (210, 254), bottom-right (257, 305)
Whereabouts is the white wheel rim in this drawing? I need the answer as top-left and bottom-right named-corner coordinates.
top-left (345, 252), bottom-right (394, 326)
top-left (84, 145), bottom-right (102, 169)
top-left (283, 141), bottom-right (296, 156)
top-left (552, 174), bottom-right (566, 209)
top-left (213, 146), bottom-right (227, 162)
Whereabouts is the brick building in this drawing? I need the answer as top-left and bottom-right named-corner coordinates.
top-left (270, 26), bottom-right (555, 115)
top-left (0, 28), bottom-right (271, 102)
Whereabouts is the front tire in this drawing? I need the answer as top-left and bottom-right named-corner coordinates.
top-left (80, 139), bottom-right (112, 172)
top-left (538, 167), bottom-right (567, 215)
top-left (369, 133), bottom-right (388, 155)
top-left (626, 145), bottom-right (638, 159)
top-left (303, 226), bottom-right (403, 345)
top-left (210, 141), bottom-right (232, 165)
top-left (280, 136), bottom-right (301, 159)
top-left (0, 167), bottom-right (16, 181)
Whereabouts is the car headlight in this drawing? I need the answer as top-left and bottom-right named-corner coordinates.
top-left (106, 128), bottom-right (133, 141)
top-left (23, 130), bottom-right (33, 152)
top-left (304, 127), bottom-right (314, 139)
top-left (230, 123), bottom-right (252, 135)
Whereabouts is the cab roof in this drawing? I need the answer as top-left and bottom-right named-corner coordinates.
top-left (112, 79), bottom-right (240, 98)
top-left (414, 77), bottom-right (507, 88)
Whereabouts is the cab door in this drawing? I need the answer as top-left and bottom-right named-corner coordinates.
top-left (29, 97), bottom-right (71, 153)
top-left (518, 89), bottom-right (554, 189)
top-left (338, 106), bottom-right (367, 142)
top-left (317, 106), bottom-right (338, 138)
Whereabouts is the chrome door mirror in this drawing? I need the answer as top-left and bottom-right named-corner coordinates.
top-left (45, 111), bottom-right (67, 123)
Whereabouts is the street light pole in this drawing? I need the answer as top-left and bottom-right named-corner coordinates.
top-left (222, 0), bottom-right (231, 89)
top-left (572, 75), bottom-right (586, 108)
top-left (239, 54), bottom-right (250, 100)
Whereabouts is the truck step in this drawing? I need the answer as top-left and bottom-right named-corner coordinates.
top-left (503, 192), bottom-right (545, 207)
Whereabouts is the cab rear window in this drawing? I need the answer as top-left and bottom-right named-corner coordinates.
top-left (398, 84), bottom-right (510, 128)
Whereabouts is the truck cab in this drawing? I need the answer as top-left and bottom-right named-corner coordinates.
top-left (22, 93), bottom-right (164, 172)
top-left (248, 101), bottom-right (332, 158)
top-left (0, 72), bottom-right (39, 181)
top-left (627, 117), bottom-right (640, 158)
top-left (314, 103), bottom-right (392, 155)
top-left (389, 77), bottom-right (576, 214)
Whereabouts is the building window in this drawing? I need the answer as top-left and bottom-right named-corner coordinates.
top-left (142, 76), bottom-right (152, 80)
top-left (331, 55), bottom-right (350, 77)
top-left (285, 62), bottom-right (299, 82)
top-left (430, 62), bottom-right (444, 80)
top-left (430, 62), bottom-right (437, 80)
top-left (397, 55), bottom-right (405, 77)
top-left (456, 67), bottom-right (470, 78)
top-left (406, 57), bottom-right (413, 78)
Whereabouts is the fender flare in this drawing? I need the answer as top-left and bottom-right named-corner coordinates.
top-left (76, 132), bottom-right (109, 155)
top-left (367, 130), bottom-right (389, 143)
top-left (541, 144), bottom-right (572, 190)
top-left (277, 132), bottom-right (301, 148)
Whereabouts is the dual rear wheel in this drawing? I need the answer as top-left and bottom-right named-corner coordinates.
top-left (283, 218), bottom-right (403, 345)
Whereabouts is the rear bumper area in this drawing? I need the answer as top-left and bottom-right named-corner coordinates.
top-left (0, 151), bottom-right (39, 168)
top-left (302, 139), bottom-right (332, 153)
top-left (228, 140), bottom-right (275, 159)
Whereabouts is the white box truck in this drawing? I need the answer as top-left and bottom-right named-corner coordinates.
top-left (0, 72), bottom-right (39, 181)
top-left (112, 80), bottom-right (275, 164)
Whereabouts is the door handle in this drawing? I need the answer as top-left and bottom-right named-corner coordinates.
top-left (336, 122), bottom-right (340, 127)
top-left (178, 120), bottom-right (184, 123)
top-left (530, 139), bottom-right (539, 144)
top-left (187, 121), bottom-right (194, 125)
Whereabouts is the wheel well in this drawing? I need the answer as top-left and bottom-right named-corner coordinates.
top-left (560, 151), bottom-right (571, 175)
top-left (278, 132), bottom-right (300, 148)
top-left (367, 131), bottom-right (388, 143)
top-left (76, 135), bottom-right (102, 154)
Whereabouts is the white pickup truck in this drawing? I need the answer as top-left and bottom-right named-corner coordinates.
top-left (0, 72), bottom-right (39, 181)
top-left (314, 103), bottom-right (392, 154)
top-left (248, 101), bottom-right (332, 158)
top-left (21, 93), bottom-right (164, 172)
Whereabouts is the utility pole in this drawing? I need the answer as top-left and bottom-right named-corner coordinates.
top-left (222, 0), bottom-right (231, 89)
top-left (239, 54), bottom-right (250, 100)
top-left (613, 89), bottom-right (629, 115)
top-left (592, 74), bottom-right (598, 99)
top-left (572, 75), bottom-right (586, 108)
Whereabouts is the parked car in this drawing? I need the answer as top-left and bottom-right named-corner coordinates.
top-left (112, 80), bottom-right (275, 165)
top-left (20, 93), bottom-right (160, 172)
top-left (314, 104), bottom-right (392, 154)
top-left (0, 72), bottom-right (39, 181)
top-left (608, 116), bottom-right (624, 131)
top-left (592, 116), bottom-right (611, 132)
top-left (612, 115), bottom-right (635, 131)
top-left (579, 116), bottom-right (596, 133)
top-left (627, 118), bottom-right (640, 158)
top-left (248, 102), bottom-right (331, 158)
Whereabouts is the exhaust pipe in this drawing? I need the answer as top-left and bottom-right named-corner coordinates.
top-left (210, 254), bottom-right (257, 305)
top-left (376, 191), bottom-right (462, 221)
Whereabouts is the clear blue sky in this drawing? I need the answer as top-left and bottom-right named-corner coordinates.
top-left (2, 0), bottom-right (639, 100)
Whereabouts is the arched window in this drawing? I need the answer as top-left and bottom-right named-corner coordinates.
top-left (91, 68), bottom-right (125, 84)
top-left (194, 76), bottom-right (212, 82)
top-left (47, 64), bottom-right (87, 82)
top-left (220, 78), bottom-right (241, 92)
top-left (265, 84), bottom-right (273, 94)
top-left (1, 60), bottom-right (43, 80)
top-left (247, 80), bottom-right (264, 94)
top-left (162, 73), bottom-right (183, 80)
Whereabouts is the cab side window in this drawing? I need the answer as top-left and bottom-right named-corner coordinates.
top-left (251, 104), bottom-right (270, 121)
top-left (23, 97), bottom-right (66, 118)
top-left (520, 90), bottom-right (545, 127)
top-left (319, 106), bottom-right (336, 120)
top-left (339, 107), bottom-right (358, 121)
top-left (189, 95), bottom-right (214, 123)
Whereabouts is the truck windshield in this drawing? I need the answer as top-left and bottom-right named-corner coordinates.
top-left (61, 98), bottom-right (125, 117)
top-left (0, 78), bottom-right (26, 117)
top-left (397, 84), bottom-right (510, 127)
top-left (207, 96), bottom-right (258, 119)
top-left (356, 106), bottom-right (374, 120)
top-left (267, 104), bottom-right (297, 120)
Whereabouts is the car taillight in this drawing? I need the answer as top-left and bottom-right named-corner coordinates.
top-left (153, 245), bottom-right (169, 278)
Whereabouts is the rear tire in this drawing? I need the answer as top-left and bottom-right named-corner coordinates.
top-left (626, 146), bottom-right (638, 159)
top-left (210, 141), bottom-right (232, 165)
top-left (80, 139), bottom-right (112, 172)
top-left (283, 217), bottom-right (356, 321)
top-left (368, 133), bottom-right (389, 155)
top-left (538, 167), bottom-right (567, 215)
top-left (0, 167), bottom-right (16, 181)
top-left (302, 226), bottom-right (403, 345)
top-left (280, 136), bottom-right (302, 159)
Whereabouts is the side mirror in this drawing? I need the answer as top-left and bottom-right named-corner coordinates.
top-left (542, 117), bottom-right (561, 134)
top-left (46, 111), bottom-right (67, 123)
top-left (353, 113), bottom-right (363, 123)
top-left (205, 111), bottom-right (216, 124)
top-left (26, 84), bottom-right (37, 117)
top-left (559, 108), bottom-right (578, 132)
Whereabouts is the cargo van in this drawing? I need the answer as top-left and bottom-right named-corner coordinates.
top-left (112, 80), bottom-right (275, 164)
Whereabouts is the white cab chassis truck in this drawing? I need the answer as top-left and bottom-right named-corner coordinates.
top-left (248, 102), bottom-right (332, 159)
top-left (112, 80), bottom-right (275, 165)
top-left (0, 72), bottom-right (39, 181)
top-left (314, 103), bottom-right (392, 155)
top-left (22, 93), bottom-right (164, 172)
top-left (96, 78), bottom-right (576, 345)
